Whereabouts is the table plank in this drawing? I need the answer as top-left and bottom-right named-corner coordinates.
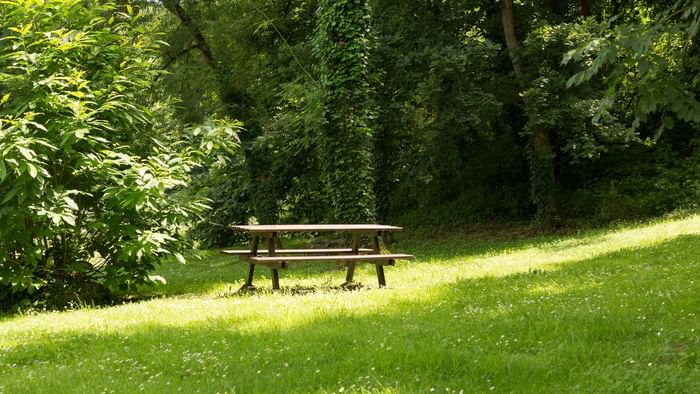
top-left (230, 224), bottom-right (403, 233)
top-left (249, 253), bottom-right (413, 262)
top-left (221, 248), bottom-right (374, 255)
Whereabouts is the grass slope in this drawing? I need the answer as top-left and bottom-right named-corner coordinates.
top-left (1, 215), bottom-right (699, 393)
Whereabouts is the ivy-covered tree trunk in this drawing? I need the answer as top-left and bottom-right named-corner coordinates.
top-left (500, 0), bottom-right (559, 225)
top-left (314, 0), bottom-right (377, 223)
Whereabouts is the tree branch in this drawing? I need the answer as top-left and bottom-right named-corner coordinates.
top-left (161, 0), bottom-right (216, 68)
top-left (161, 43), bottom-right (198, 71)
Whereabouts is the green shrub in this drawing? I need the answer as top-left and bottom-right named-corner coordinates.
top-left (0, 0), bottom-right (238, 310)
top-left (559, 139), bottom-right (700, 221)
top-left (189, 155), bottom-right (252, 248)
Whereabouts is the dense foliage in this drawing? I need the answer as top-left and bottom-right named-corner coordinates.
top-left (0, 0), bottom-right (237, 309)
top-left (1, 0), bottom-right (699, 307)
top-left (154, 0), bottom-right (699, 239)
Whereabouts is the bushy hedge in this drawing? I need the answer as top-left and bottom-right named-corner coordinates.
top-left (0, 0), bottom-right (238, 310)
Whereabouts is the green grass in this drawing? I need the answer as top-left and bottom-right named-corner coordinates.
top-left (2, 215), bottom-right (700, 393)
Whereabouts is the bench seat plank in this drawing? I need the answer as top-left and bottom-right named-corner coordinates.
top-left (248, 253), bottom-right (413, 263)
top-left (221, 248), bottom-right (374, 255)
top-left (231, 224), bottom-right (402, 233)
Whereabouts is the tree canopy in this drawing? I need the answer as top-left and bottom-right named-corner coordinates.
top-left (154, 0), bottom-right (699, 234)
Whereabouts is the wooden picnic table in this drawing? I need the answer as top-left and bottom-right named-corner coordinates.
top-left (223, 224), bottom-right (413, 290)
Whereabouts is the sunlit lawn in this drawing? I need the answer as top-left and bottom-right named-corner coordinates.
top-left (1, 215), bottom-right (700, 393)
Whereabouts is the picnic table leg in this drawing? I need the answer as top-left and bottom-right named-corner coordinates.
top-left (372, 232), bottom-right (382, 253)
top-left (342, 234), bottom-right (360, 287)
top-left (242, 235), bottom-right (259, 290)
top-left (271, 268), bottom-right (280, 290)
top-left (344, 265), bottom-right (356, 285)
top-left (375, 264), bottom-right (387, 288)
top-left (373, 231), bottom-right (387, 288)
top-left (244, 263), bottom-right (256, 290)
top-left (268, 232), bottom-right (281, 291)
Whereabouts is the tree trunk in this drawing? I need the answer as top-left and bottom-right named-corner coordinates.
top-left (161, 0), bottom-right (216, 68)
top-left (315, 0), bottom-right (377, 223)
top-left (499, 0), bottom-right (558, 225)
top-left (500, 0), bottom-right (524, 82)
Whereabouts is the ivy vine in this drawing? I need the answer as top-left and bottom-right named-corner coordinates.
top-left (314, 0), bottom-right (377, 223)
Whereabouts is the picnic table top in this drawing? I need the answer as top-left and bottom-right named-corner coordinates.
top-left (230, 224), bottom-right (403, 233)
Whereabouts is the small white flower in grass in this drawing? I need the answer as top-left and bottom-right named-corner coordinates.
top-left (339, 388), bottom-right (345, 393)
top-left (316, 369), bottom-right (320, 373)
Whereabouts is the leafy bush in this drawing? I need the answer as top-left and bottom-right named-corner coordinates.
top-left (0, 0), bottom-right (238, 310)
top-left (189, 155), bottom-right (252, 248)
top-left (558, 137), bottom-right (700, 221)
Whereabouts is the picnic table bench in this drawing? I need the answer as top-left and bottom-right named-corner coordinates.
top-left (222, 224), bottom-right (413, 290)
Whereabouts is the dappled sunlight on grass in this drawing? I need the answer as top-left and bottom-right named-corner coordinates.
top-left (7, 215), bottom-right (695, 344)
top-left (136, 215), bottom-right (700, 300)
top-left (2, 215), bottom-right (700, 392)
top-left (524, 280), bottom-right (601, 297)
top-left (1, 286), bottom-right (412, 350)
top-left (393, 214), bottom-right (700, 288)
top-left (3, 215), bottom-right (697, 347)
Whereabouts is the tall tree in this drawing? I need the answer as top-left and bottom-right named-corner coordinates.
top-left (500, 0), bottom-right (558, 224)
top-left (314, 0), bottom-right (377, 222)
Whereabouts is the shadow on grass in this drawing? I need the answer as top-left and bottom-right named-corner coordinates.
top-left (218, 282), bottom-right (371, 298)
top-left (143, 215), bottom-right (700, 298)
top-left (3, 235), bottom-right (699, 393)
top-left (142, 252), bottom-right (366, 298)
top-left (142, 228), bottom-right (538, 299)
